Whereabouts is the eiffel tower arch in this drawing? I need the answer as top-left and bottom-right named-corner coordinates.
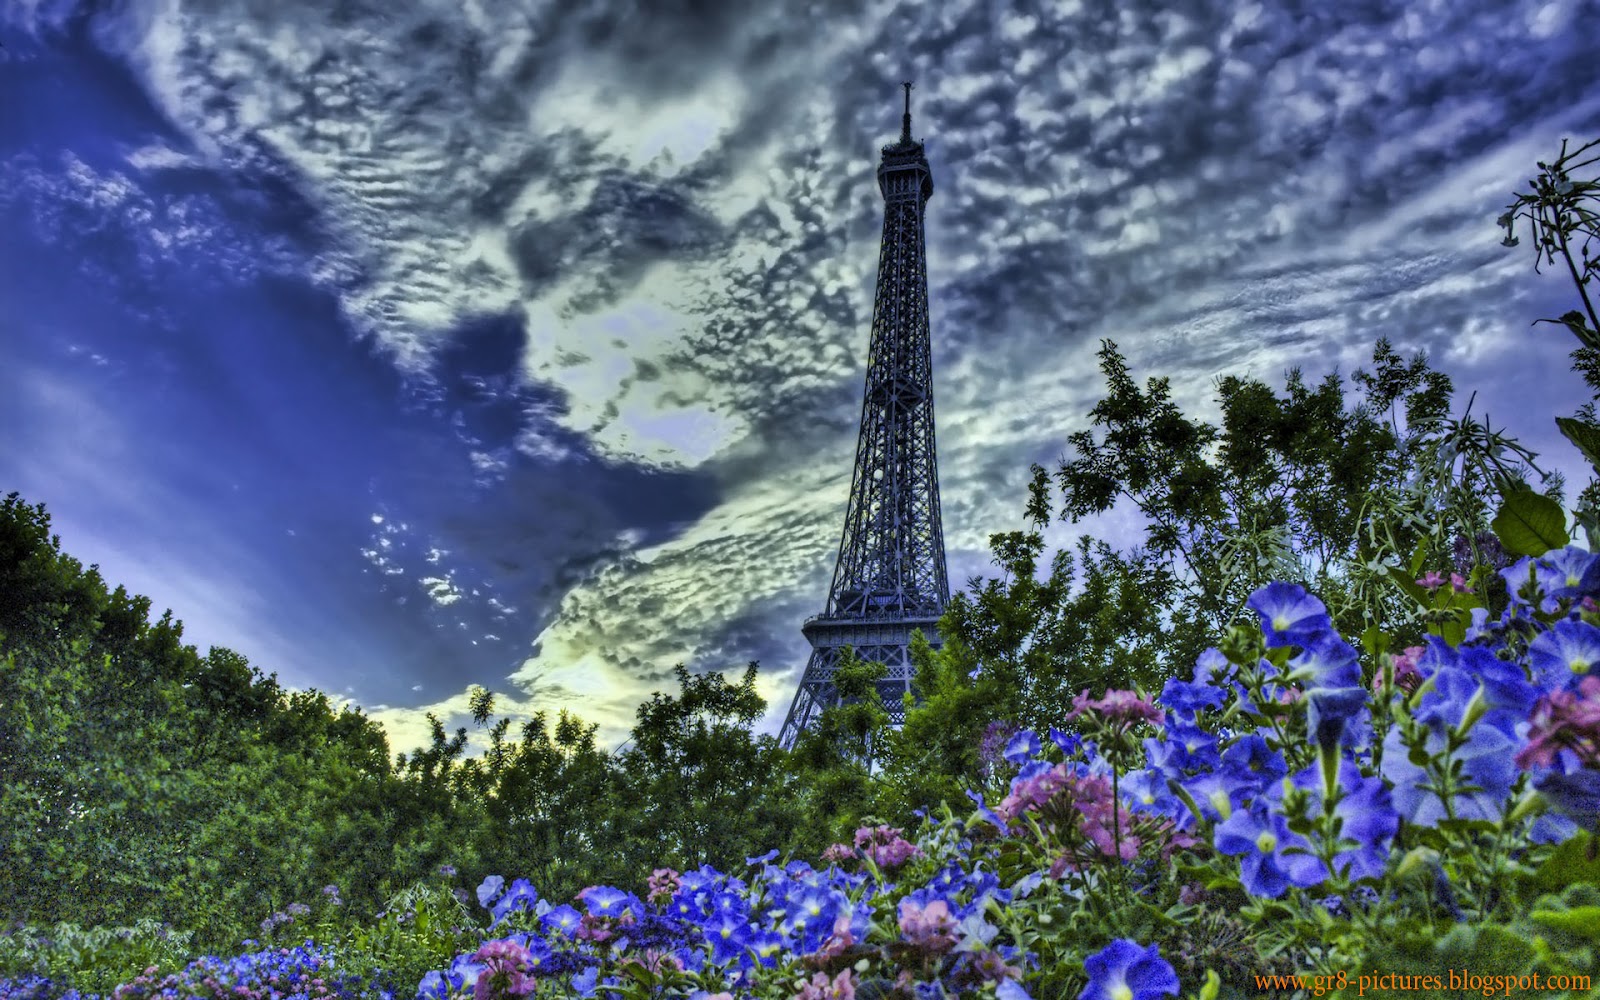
top-left (780, 83), bottom-right (951, 749)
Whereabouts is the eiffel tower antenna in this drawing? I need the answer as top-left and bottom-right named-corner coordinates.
top-left (779, 83), bottom-right (949, 750)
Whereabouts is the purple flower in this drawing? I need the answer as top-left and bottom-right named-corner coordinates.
top-left (1079, 939), bottom-right (1179, 1000)
top-left (1247, 582), bottom-right (1334, 649)
top-left (1214, 804), bottom-right (1327, 898)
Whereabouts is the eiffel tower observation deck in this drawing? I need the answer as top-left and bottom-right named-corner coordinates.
top-left (779, 83), bottom-right (951, 749)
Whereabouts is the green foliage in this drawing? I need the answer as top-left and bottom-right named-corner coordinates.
top-left (327, 880), bottom-right (481, 999)
top-left (0, 918), bottom-right (196, 997)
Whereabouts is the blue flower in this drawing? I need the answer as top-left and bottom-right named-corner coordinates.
top-left (579, 885), bottom-right (633, 918)
top-left (476, 874), bottom-right (506, 909)
top-left (703, 910), bottom-right (752, 965)
top-left (1504, 547), bottom-right (1600, 612)
top-left (1080, 939), bottom-right (1180, 1000)
top-left (1247, 582), bottom-right (1334, 649)
top-left (997, 981), bottom-right (1033, 1000)
top-left (570, 966), bottom-right (600, 997)
top-left (966, 788), bottom-right (1009, 834)
top-left (1219, 733), bottom-right (1288, 792)
top-left (1381, 713), bottom-right (1517, 826)
top-left (1215, 804), bottom-right (1327, 898)
top-left (1455, 643), bottom-right (1537, 715)
top-left (1049, 727), bottom-right (1081, 756)
top-left (1528, 618), bottom-right (1600, 694)
top-left (1305, 686), bottom-right (1369, 755)
top-left (1182, 769), bottom-right (1254, 823)
top-left (1287, 633), bottom-right (1362, 689)
top-left (1191, 647), bottom-right (1237, 687)
top-left (1159, 675), bottom-right (1226, 716)
top-left (1120, 768), bottom-right (1186, 822)
top-left (1144, 719), bottom-right (1221, 778)
top-left (1291, 760), bottom-right (1398, 881)
top-left (491, 878), bottom-right (537, 924)
top-left (1534, 765), bottom-right (1600, 828)
top-left (542, 904), bottom-right (583, 936)
top-left (1005, 729), bottom-right (1042, 764)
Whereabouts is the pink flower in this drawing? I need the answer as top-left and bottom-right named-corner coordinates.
top-left (1065, 689), bottom-right (1164, 727)
top-left (1450, 572), bottom-right (1474, 594)
top-left (1516, 675), bottom-right (1600, 770)
top-left (970, 949), bottom-right (1022, 983)
top-left (1416, 571), bottom-right (1446, 592)
top-left (646, 868), bottom-right (680, 903)
top-left (795, 969), bottom-right (857, 1000)
top-left (1374, 645), bottom-right (1426, 696)
top-left (850, 826), bottom-right (921, 869)
top-left (897, 898), bottom-right (957, 953)
top-left (820, 842), bottom-right (855, 864)
top-left (996, 762), bottom-right (1070, 821)
top-left (815, 912), bottom-right (857, 960)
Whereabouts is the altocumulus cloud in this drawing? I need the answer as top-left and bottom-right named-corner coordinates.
top-left (7, 0), bottom-right (1600, 750)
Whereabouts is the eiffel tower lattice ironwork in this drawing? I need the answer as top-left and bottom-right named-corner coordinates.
top-left (779, 82), bottom-right (951, 749)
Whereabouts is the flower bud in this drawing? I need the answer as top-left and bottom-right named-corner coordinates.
top-left (1394, 846), bottom-right (1439, 881)
top-left (1453, 684), bottom-right (1490, 739)
top-left (1507, 787), bottom-right (1548, 825)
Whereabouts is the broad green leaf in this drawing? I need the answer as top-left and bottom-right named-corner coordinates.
top-left (1530, 906), bottom-right (1600, 942)
top-left (1492, 489), bottom-right (1570, 557)
top-left (1557, 416), bottom-right (1600, 473)
top-left (1532, 833), bottom-right (1600, 894)
top-left (1408, 535), bottom-right (1430, 579)
top-left (1359, 624), bottom-right (1392, 661)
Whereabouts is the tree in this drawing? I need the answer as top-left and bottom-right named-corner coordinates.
top-left (1499, 135), bottom-right (1600, 544)
top-left (921, 337), bottom-right (1559, 752)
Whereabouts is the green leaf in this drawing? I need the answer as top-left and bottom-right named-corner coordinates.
top-left (1557, 416), bottom-right (1600, 474)
top-left (1532, 833), bottom-right (1600, 894)
top-left (1359, 624), bottom-right (1392, 661)
top-left (1491, 489), bottom-right (1570, 557)
top-left (1196, 969), bottom-right (1221, 1000)
top-left (1530, 906), bottom-right (1600, 942)
top-left (1408, 535), bottom-right (1430, 579)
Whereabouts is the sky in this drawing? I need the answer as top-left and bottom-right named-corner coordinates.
top-left (3, 0), bottom-right (1599, 758)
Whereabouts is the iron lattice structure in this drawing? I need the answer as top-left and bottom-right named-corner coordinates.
top-left (779, 83), bottom-right (951, 749)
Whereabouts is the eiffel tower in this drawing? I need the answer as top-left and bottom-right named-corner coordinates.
top-left (779, 82), bottom-right (951, 749)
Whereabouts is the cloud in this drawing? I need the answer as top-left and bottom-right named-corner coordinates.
top-left (13, 0), bottom-right (1600, 752)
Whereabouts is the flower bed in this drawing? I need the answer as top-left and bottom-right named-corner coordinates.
top-left (8, 545), bottom-right (1600, 998)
